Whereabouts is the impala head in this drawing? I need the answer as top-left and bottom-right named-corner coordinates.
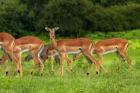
top-left (45, 27), bottom-right (59, 39)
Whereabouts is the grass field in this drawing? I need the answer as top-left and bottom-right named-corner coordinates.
top-left (0, 29), bottom-right (140, 93)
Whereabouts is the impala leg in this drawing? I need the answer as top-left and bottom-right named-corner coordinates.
top-left (73, 53), bottom-right (81, 61)
top-left (16, 51), bottom-right (23, 77)
top-left (60, 52), bottom-right (65, 76)
top-left (123, 44), bottom-right (132, 68)
top-left (11, 55), bottom-right (21, 76)
top-left (50, 55), bottom-right (54, 72)
top-left (0, 54), bottom-right (8, 65)
top-left (4, 48), bottom-right (22, 76)
top-left (38, 46), bottom-right (44, 75)
top-left (73, 54), bottom-right (77, 61)
top-left (32, 49), bottom-right (44, 76)
top-left (3, 47), bottom-right (15, 63)
top-left (97, 53), bottom-right (107, 73)
top-left (19, 52), bottom-right (23, 77)
top-left (65, 55), bottom-right (72, 72)
top-left (5, 63), bottom-right (10, 76)
top-left (125, 53), bottom-right (132, 68)
top-left (31, 52), bottom-right (39, 75)
top-left (116, 51), bottom-right (124, 63)
top-left (0, 54), bottom-right (8, 75)
top-left (2, 49), bottom-right (13, 75)
top-left (82, 49), bottom-right (99, 74)
top-left (3, 54), bottom-right (10, 76)
top-left (118, 49), bottom-right (132, 68)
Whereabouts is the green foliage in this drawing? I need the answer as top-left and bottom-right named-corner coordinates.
top-left (38, 0), bottom-right (93, 37)
top-left (0, 0), bottom-right (48, 37)
top-left (90, 0), bottom-right (129, 7)
top-left (0, 0), bottom-right (28, 37)
top-left (0, 0), bottom-right (140, 36)
top-left (86, 3), bottom-right (140, 32)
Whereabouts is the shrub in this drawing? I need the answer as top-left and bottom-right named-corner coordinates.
top-left (85, 3), bottom-right (140, 33)
top-left (38, 0), bottom-right (94, 37)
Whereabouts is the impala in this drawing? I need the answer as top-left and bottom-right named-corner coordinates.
top-left (14, 36), bottom-right (45, 76)
top-left (0, 45), bottom-right (50, 64)
top-left (95, 38), bottom-right (132, 71)
top-left (24, 45), bottom-right (80, 71)
top-left (45, 27), bottom-right (100, 76)
top-left (0, 36), bottom-right (45, 76)
top-left (0, 32), bottom-right (20, 75)
top-left (1, 44), bottom-right (75, 72)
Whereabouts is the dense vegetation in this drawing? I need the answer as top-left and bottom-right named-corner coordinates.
top-left (0, 0), bottom-right (140, 37)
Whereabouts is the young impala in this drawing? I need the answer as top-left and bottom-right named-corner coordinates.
top-left (45, 27), bottom-right (100, 76)
top-left (95, 38), bottom-right (132, 71)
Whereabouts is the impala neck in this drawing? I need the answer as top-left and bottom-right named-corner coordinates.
top-left (50, 37), bottom-right (58, 50)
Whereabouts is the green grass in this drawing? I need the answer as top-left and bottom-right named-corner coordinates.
top-left (85, 29), bottom-right (140, 40)
top-left (0, 29), bottom-right (140, 93)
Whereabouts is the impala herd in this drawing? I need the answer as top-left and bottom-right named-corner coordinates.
top-left (0, 27), bottom-right (132, 77)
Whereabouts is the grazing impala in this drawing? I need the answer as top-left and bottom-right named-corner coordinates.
top-left (13, 36), bottom-right (45, 76)
top-left (1, 44), bottom-right (78, 72)
top-left (95, 38), bottom-right (132, 71)
top-left (0, 32), bottom-right (21, 76)
top-left (0, 45), bottom-right (59, 72)
top-left (24, 45), bottom-right (82, 72)
top-left (45, 27), bottom-right (100, 76)
top-left (0, 36), bottom-right (45, 76)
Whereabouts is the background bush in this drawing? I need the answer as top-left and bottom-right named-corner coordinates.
top-left (0, 0), bottom-right (140, 37)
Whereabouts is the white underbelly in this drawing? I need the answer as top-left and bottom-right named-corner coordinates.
top-left (0, 42), bottom-right (3, 45)
top-left (53, 52), bottom-right (59, 56)
top-left (66, 50), bottom-right (81, 54)
top-left (21, 48), bottom-right (30, 53)
top-left (103, 49), bottom-right (118, 55)
top-left (52, 50), bottom-right (81, 56)
top-left (0, 42), bottom-right (3, 48)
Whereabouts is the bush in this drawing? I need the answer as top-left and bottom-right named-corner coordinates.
top-left (0, 0), bottom-right (140, 37)
top-left (85, 3), bottom-right (140, 33)
top-left (0, 0), bottom-right (33, 37)
top-left (38, 0), bottom-right (94, 37)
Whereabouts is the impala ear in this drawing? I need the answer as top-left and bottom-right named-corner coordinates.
top-left (54, 27), bottom-right (59, 31)
top-left (45, 27), bottom-right (49, 31)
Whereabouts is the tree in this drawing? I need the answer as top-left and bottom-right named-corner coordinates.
top-left (0, 0), bottom-right (28, 37)
top-left (38, 0), bottom-right (94, 37)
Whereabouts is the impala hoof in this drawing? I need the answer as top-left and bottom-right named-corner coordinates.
top-left (86, 72), bottom-right (90, 76)
top-left (5, 71), bottom-right (8, 76)
top-left (40, 73), bottom-right (43, 76)
top-left (17, 70), bottom-right (20, 74)
top-left (96, 71), bottom-right (99, 74)
top-left (30, 71), bottom-right (33, 75)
